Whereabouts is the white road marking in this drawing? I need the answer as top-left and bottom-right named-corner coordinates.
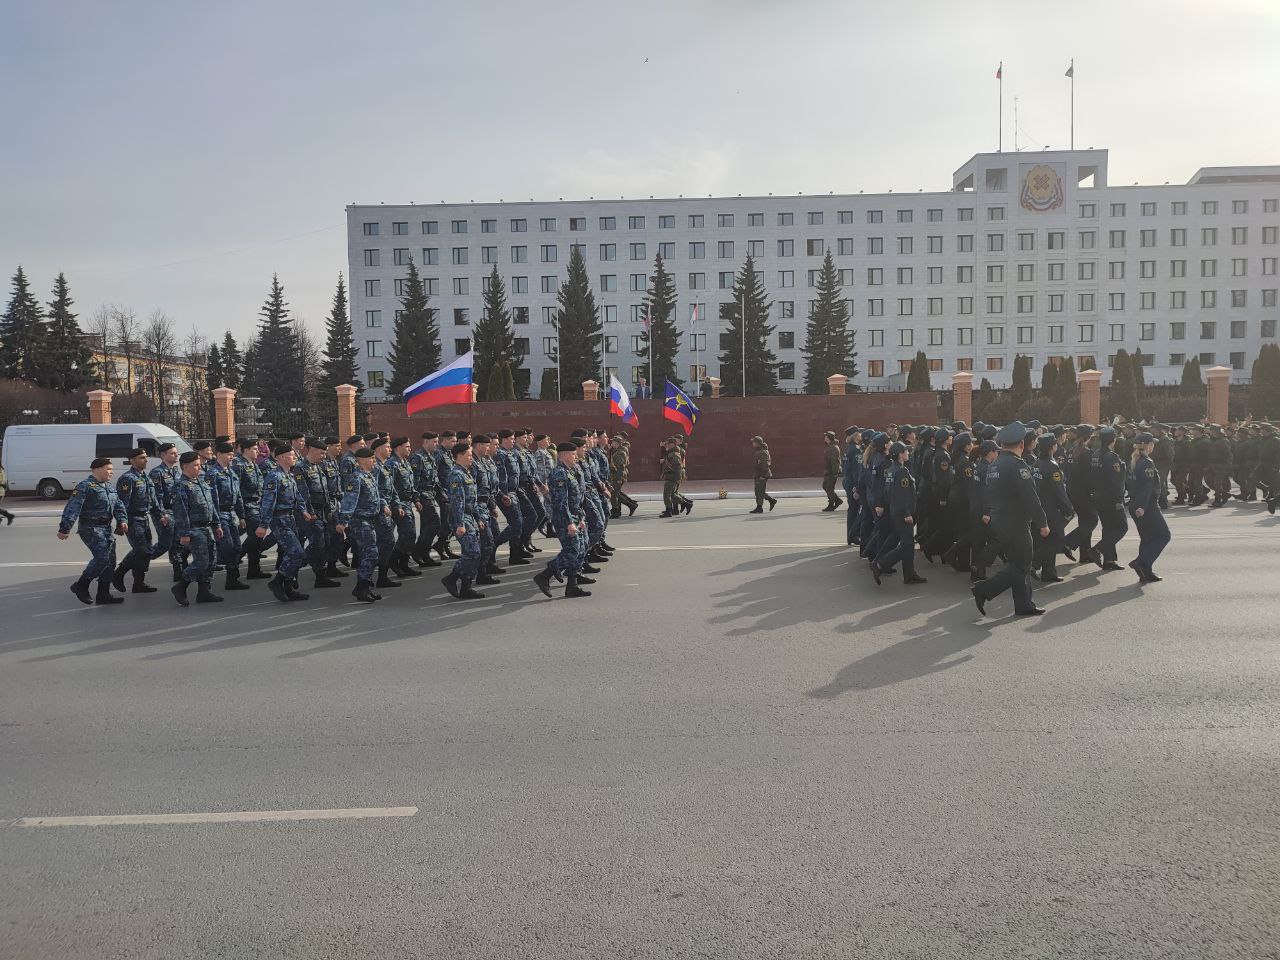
top-left (9, 806), bottom-right (418, 828)
top-left (0, 562), bottom-right (83, 568)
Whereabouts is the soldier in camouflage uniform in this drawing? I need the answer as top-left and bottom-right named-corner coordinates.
top-left (112, 447), bottom-right (163, 593)
top-left (170, 451), bottom-right (223, 607)
top-left (387, 437), bottom-right (423, 579)
top-left (533, 441), bottom-right (592, 598)
top-left (148, 442), bottom-right (182, 580)
top-left (609, 435), bottom-right (638, 518)
top-left (258, 443), bottom-right (310, 603)
top-left (660, 438), bottom-right (683, 518)
top-left (57, 456), bottom-right (128, 605)
top-left (370, 438), bottom-right (402, 590)
top-left (750, 436), bottom-right (777, 513)
top-left (410, 432), bottom-right (444, 568)
top-left (293, 439), bottom-right (342, 591)
top-left (441, 442), bottom-right (486, 600)
top-left (336, 447), bottom-right (385, 603)
top-left (207, 442), bottom-right (250, 592)
top-left (233, 438), bottom-right (274, 580)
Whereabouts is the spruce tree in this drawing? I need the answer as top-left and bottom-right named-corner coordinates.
top-left (553, 245), bottom-right (603, 400)
top-left (318, 273), bottom-right (362, 419)
top-left (386, 259), bottom-right (442, 398)
top-left (905, 350), bottom-right (932, 392)
top-left (205, 343), bottom-right (224, 391)
top-left (718, 256), bottom-right (779, 396)
top-left (242, 274), bottom-right (306, 417)
top-left (1010, 354), bottom-right (1032, 405)
top-left (0, 266), bottom-right (51, 384)
top-left (539, 366), bottom-right (559, 401)
top-left (486, 361), bottom-right (507, 403)
top-left (1041, 360), bottom-right (1059, 395)
top-left (1131, 347), bottom-right (1147, 387)
top-left (1054, 355), bottom-right (1077, 403)
top-left (221, 331), bottom-right (243, 390)
top-left (801, 251), bottom-right (856, 394)
top-left (44, 272), bottom-right (96, 391)
top-left (474, 267), bottom-right (520, 400)
top-left (1110, 349), bottom-right (1140, 419)
top-left (639, 253), bottom-right (681, 388)
top-left (1180, 357), bottom-right (1202, 390)
top-left (501, 361), bottom-right (516, 401)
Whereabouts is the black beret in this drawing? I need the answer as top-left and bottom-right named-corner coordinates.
top-left (571, 437), bottom-right (586, 447)
top-left (216, 442), bottom-right (235, 454)
top-left (471, 433), bottom-right (490, 444)
top-left (126, 447), bottom-right (146, 459)
top-left (157, 442), bottom-right (176, 453)
top-left (271, 442), bottom-right (292, 457)
top-left (455, 430), bottom-right (470, 440)
top-left (977, 440), bottom-right (999, 454)
top-left (288, 432), bottom-right (305, 442)
top-left (307, 438), bottom-right (326, 451)
top-left (193, 440), bottom-right (212, 451)
top-left (570, 428), bottom-right (588, 438)
top-left (441, 430), bottom-right (456, 438)
top-left (391, 436), bottom-right (409, 447)
top-left (513, 429), bottom-right (527, 437)
top-left (421, 431), bottom-right (438, 440)
top-left (345, 435), bottom-right (363, 445)
top-left (533, 434), bottom-right (547, 441)
top-left (91, 457), bottom-right (112, 469)
top-left (238, 438), bottom-right (257, 450)
top-left (370, 437), bottom-right (389, 450)
top-left (323, 436), bottom-right (340, 446)
top-left (450, 442), bottom-right (471, 457)
top-left (362, 433), bottom-right (377, 442)
top-left (497, 428), bottom-right (514, 439)
top-left (179, 452), bottom-right (200, 465)
top-left (556, 441), bottom-right (578, 452)
top-left (354, 447), bottom-right (375, 459)
top-left (214, 435), bottom-right (231, 443)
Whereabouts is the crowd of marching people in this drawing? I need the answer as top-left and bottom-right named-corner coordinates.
top-left (827, 417), bottom-right (1280, 616)
top-left (55, 426), bottom-right (667, 607)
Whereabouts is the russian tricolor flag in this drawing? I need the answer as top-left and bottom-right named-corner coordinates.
top-left (403, 351), bottom-right (474, 415)
top-left (608, 374), bottom-right (639, 427)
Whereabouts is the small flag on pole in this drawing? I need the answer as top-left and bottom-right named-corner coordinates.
top-left (690, 303), bottom-right (699, 324)
top-left (1065, 62), bottom-right (1074, 77)
top-left (403, 351), bottom-right (474, 415)
top-left (642, 306), bottom-right (651, 332)
top-left (663, 380), bottom-right (699, 436)
top-left (608, 374), bottom-right (639, 427)
top-left (995, 62), bottom-right (1002, 80)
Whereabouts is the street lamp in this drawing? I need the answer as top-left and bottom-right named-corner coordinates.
top-left (21, 408), bottom-right (39, 421)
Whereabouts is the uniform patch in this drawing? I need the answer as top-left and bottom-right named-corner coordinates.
top-left (1019, 468), bottom-right (1031, 480)
top-left (940, 462), bottom-right (949, 471)
top-left (1052, 471), bottom-right (1062, 482)
top-left (1113, 462), bottom-right (1123, 472)
top-left (900, 476), bottom-right (910, 487)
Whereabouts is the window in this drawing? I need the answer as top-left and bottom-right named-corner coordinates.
top-left (1079, 293), bottom-right (1095, 311)
top-left (688, 272), bottom-right (705, 290)
top-left (1201, 321), bottom-right (1217, 339)
top-left (928, 266), bottom-right (943, 285)
top-left (539, 244), bottom-right (557, 264)
top-left (454, 338), bottom-right (471, 354)
top-left (653, 215), bottom-right (673, 230)
top-left (364, 309), bottom-right (381, 328)
top-left (600, 274), bottom-right (617, 292)
top-left (1140, 229), bottom-right (1156, 248)
top-left (658, 242), bottom-right (675, 260)
top-left (928, 297), bottom-right (942, 316)
top-left (365, 340), bottom-right (381, 358)
top-left (1110, 323), bottom-right (1125, 342)
top-left (511, 337), bottom-right (529, 357)
top-left (1140, 260), bottom-right (1156, 279)
top-left (892, 236), bottom-right (910, 256)
top-left (542, 307), bottom-right (556, 324)
top-left (569, 217), bottom-right (586, 232)
top-left (926, 208), bottom-right (942, 222)
top-left (452, 247), bottom-right (468, 265)
top-left (1231, 351), bottom-right (1246, 370)
top-left (1169, 353), bottom-right (1185, 366)
top-left (1109, 230), bottom-right (1126, 249)
top-left (958, 207), bottom-right (974, 221)
top-left (366, 370), bottom-right (384, 389)
top-left (779, 301), bottom-right (795, 319)
top-left (958, 265), bottom-right (973, 283)
top-left (839, 269), bottom-right (855, 286)
top-left (451, 220), bottom-right (468, 234)
top-left (597, 243), bottom-right (615, 262)
top-left (868, 298), bottom-right (884, 316)
top-left (537, 275), bottom-right (556, 295)
top-left (1266, 226), bottom-right (1280, 244)
top-left (1170, 321), bottom-right (1186, 340)
top-left (603, 336), bottom-right (617, 354)
top-left (362, 222), bottom-right (380, 237)
top-left (539, 218), bottom-right (556, 232)
top-left (363, 279), bottom-right (380, 297)
top-left (987, 295), bottom-right (1004, 314)
top-left (1231, 320), bottom-right (1247, 338)
top-left (599, 216), bottom-right (616, 231)
top-left (689, 242), bottom-right (705, 259)
top-left (988, 206), bottom-right (1005, 221)
top-left (690, 333), bottom-right (706, 351)
top-left (1110, 261), bottom-right (1125, 280)
top-left (1079, 203), bottom-right (1096, 218)
top-left (958, 297), bottom-right (973, 315)
top-left (868, 360), bottom-right (885, 377)
top-left (623, 242), bottom-right (643, 261)
top-left (1199, 352), bottom-right (1217, 365)
top-left (808, 211), bottom-right (824, 225)
top-left (987, 264), bottom-right (1004, 283)
top-left (924, 236), bottom-right (942, 255)
top-left (775, 212), bottom-right (793, 226)
top-left (1017, 295), bottom-right (1035, 313)
top-left (1171, 201), bottom-right (1187, 216)
top-left (1141, 291), bottom-right (1155, 310)
top-left (629, 273), bottom-right (647, 292)
top-left (425, 278), bottom-right (440, 296)
top-left (958, 235), bottom-right (974, 253)
top-left (512, 306), bottom-right (529, 324)
top-left (1203, 200), bottom-right (1219, 215)
top-left (1232, 289), bottom-right (1247, 308)
top-left (869, 329), bottom-right (884, 347)
top-left (1202, 227), bottom-right (1218, 246)
top-left (1171, 228), bottom-right (1187, 247)
top-left (778, 331), bottom-right (795, 349)
top-left (779, 271), bottom-right (794, 288)
top-left (898, 298), bottom-right (913, 316)
top-left (1049, 325), bottom-right (1064, 343)
top-left (1266, 200), bottom-right (1279, 213)
top-left (1230, 227), bottom-right (1248, 246)
top-left (1018, 232), bottom-right (1034, 251)
top-left (868, 237), bottom-right (883, 255)
top-left (626, 215), bottom-right (645, 230)
top-left (1265, 289), bottom-right (1279, 307)
top-left (1049, 293), bottom-right (1064, 312)
top-left (1202, 290), bottom-right (1217, 308)
top-left (684, 214), bottom-right (703, 229)
top-left (482, 246), bottom-right (497, 264)
top-left (453, 278), bottom-right (469, 296)
top-left (807, 239), bottom-right (824, 256)
top-left (1232, 258), bottom-right (1247, 277)
top-left (987, 326), bottom-right (1004, 345)
top-left (1018, 263), bottom-right (1035, 282)
top-left (1141, 202), bottom-right (1157, 217)
top-left (394, 279), bottom-right (412, 297)
top-left (1109, 292), bottom-right (1125, 311)
top-left (1268, 259), bottom-right (1279, 276)
top-left (1263, 317), bottom-right (1277, 338)
top-left (986, 357), bottom-right (1004, 371)
top-left (1078, 324), bottom-right (1094, 343)
top-left (1079, 230), bottom-right (1096, 249)
top-left (958, 327), bottom-right (974, 345)
top-left (778, 362), bottom-right (796, 380)
top-left (363, 249), bottom-right (380, 267)
top-left (480, 219), bottom-right (497, 234)
top-left (899, 328), bottom-right (914, 347)
top-left (749, 213), bottom-right (765, 227)
top-left (928, 327), bottom-right (943, 346)
top-left (957, 357), bottom-right (974, 371)
top-left (749, 240), bottom-right (766, 258)
top-left (1017, 326), bottom-right (1034, 344)
top-left (720, 271), bottom-right (735, 290)
top-left (1202, 259), bottom-right (1217, 278)
top-left (897, 267), bottom-right (913, 285)
top-left (838, 210), bottom-right (854, 225)
top-left (718, 240), bottom-right (734, 259)
top-left (987, 233), bottom-right (1005, 252)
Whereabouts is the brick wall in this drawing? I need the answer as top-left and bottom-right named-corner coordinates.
top-left (368, 392), bottom-right (938, 480)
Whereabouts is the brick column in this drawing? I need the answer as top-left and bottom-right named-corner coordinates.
top-left (827, 374), bottom-right (848, 396)
top-left (335, 384), bottom-right (358, 439)
top-left (1078, 369), bottom-right (1102, 424)
top-left (708, 377), bottom-right (721, 398)
top-left (212, 387), bottom-right (236, 441)
top-left (87, 389), bottom-right (112, 425)
top-left (951, 371), bottom-right (973, 426)
top-left (1205, 365), bottom-right (1231, 425)
top-left (582, 380), bottom-right (600, 401)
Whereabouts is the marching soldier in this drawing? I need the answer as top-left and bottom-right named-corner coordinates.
top-left (660, 438), bottom-right (683, 517)
top-left (58, 457), bottom-right (128, 605)
top-left (494, 429), bottom-right (531, 567)
top-left (233, 438), bottom-right (274, 580)
top-left (409, 432), bottom-right (444, 568)
top-left (750, 436), bottom-right (777, 513)
top-left (1090, 427), bottom-right (1129, 572)
top-left (387, 437), bottom-right (423, 578)
top-left (1127, 431), bottom-right (1171, 583)
top-left (842, 427), bottom-right (863, 544)
top-left (170, 451), bottom-right (222, 607)
top-left (1033, 434), bottom-right (1075, 584)
top-left (335, 447), bottom-right (385, 603)
top-left (431, 430), bottom-right (458, 559)
top-left (112, 447), bottom-right (163, 594)
top-left (533, 441), bottom-right (592, 599)
top-left (821, 431), bottom-right (843, 511)
top-left (293, 439), bottom-right (341, 590)
top-left (320, 436), bottom-right (349, 580)
top-left (972, 422), bottom-right (1048, 617)
top-left (441, 441), bottom-right (486, 600)
top-left (149, 442), bottom-right (182, 580)
top-left (609, 434), bottom-right (638, 518)
top-left (206, 442), bottom-right (250, 592)
top-left (871, 441), bottom-right (926, 586)
top-left (257, 442), bottom-right (310, 602)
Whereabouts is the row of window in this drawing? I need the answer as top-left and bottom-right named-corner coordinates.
top-left (360, 198), bottom-right (1280, 238)
top-left (862, 349), bottom-right (1250, 377)
top-left (864, 318), bottom-right (1276, 348)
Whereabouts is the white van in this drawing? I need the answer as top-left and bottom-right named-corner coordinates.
top-left (0, 423), bottom-right (192, 499)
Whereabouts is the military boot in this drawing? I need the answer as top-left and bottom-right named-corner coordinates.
top-left (508, 544), bottom-right (531, 566)
top-left (172, 563), bottom-right (184, 583)
top-left (523, 537), bottom-right (542, 554)
top-left (353, 579), bottom-right (378, 603)
top-left (326, 560), bottom-right (350, 578)
top-left (246, 553), bottom-right (272, 580)
top-left (533, 565), bottom-right (554, 598)
top-left (171, 580), bottom-right (190, 607)
top-left (475, 570), bottom-right (501, 586)
top-left (95, 581), bottom-right (124, 605)
top-left (580, 561), bottom-right (600, 574)
top-left (131, 567), bottom-right (158, 592)
top-left (376, 564), bottom-right (401, 588)
top-left (312, 567), bottom-right (340, 588)
top-left (267, 573), bottom-right (291, 603)
top-left (111, 557), bottom-right (131, 593)
top-left (565, 574), bottom-right (591, 597)
top-left (195, 582), bottom-right (223, 603)
top-left (458, 578), bottom-right (486, 600)
top-left (414, 549), bottom-right (442, 568)
top-left (284, 580), bottom-right (309, 601)
top-left (441, 570), bottom-right (460, 598)
top-left (393, 554), bottom-right (421, 577)
top-left (224, 566), bottom-right (251, 591)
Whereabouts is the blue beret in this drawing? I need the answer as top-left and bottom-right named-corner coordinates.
top-left (1135, 432), bottom-right (1154, 444)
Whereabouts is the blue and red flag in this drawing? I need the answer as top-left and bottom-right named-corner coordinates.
top-left (608, 374), bottom-right (639, 427)
top-left (663, 380), bottom-right (699, 436)
top-left (403, 350), bottom-right (474, 415)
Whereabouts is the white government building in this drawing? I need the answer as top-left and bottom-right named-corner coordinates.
top-left (347, 147), bottom-right (1280, 402)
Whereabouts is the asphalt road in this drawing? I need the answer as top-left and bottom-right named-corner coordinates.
top-left (1, 501), bottom-right (1278, 960)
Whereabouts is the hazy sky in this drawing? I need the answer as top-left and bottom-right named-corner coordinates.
top-left (3, 0), bottom-right (1278, 347)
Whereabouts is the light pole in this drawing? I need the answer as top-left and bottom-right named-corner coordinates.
top-left (544, 348), bottom-right (560, 401)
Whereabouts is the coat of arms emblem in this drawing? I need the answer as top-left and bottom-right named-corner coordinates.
top-left (1020, 164), bottom-right (1064, 212)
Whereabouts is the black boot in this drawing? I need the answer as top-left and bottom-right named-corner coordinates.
top-left (353, 578), bottom-right (378, 602)
top-left (485, 560), bottom-right (505, 575)
top-left (224, 567), bottom-right (251, 591)
top-left (326, 560), bottom-right (351, 578)
top-left (132, 575), bottom-right (158, 593)
top-left (508, 544), bottom-right (531, 566)
top-left (475, 571), bottom-right (501, 586)
top-left (565, 574), bottom-right (590, 597)
top-left (414, 550), bottom-right (442, 568)
top-left (195, 582), bottom-right (223, 603)
top-left (580, 561), bottom-right (600, 574)
top-left (171, 580), bottom-right (190, 607)
top-left (246, 553), bottom-right (272, 580)
top-left (750, 504), bottom-right (764, 513)
top-left (628, 502), bottom-right (637, 517)
top-left (268, 574), bottom-right (291, 603)
top-left (768, 496), bottom-right (778, 511)
top-left (111, 557), bottom-right (130, 593)
top-left (523, 537), bottom-right (542, 554)
top-left (533, 565), bottom-right (554, 598)
top-left (172, 564), bottom-right (183, 583)
top-left (458, 578), bottom-right (485, 600)
top-left (93, 580), bottom-right (123, 605)
top-left (441, 570), bottom-right (460, 598)
top-left (284, 580), bottom-right (309, 601)
top-left (376, 564), bottom-right (401, 588)
top-left (312, 567), bottom-right (340, 588)
top-left (394, 554), bottom-right (422, 577)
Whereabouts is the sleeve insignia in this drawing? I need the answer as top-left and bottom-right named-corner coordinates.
top-left (1019, 468), bottom-right (1032, 480)
top-left (900, 476), bottom-right (910, 487)
top-left (939, 462), bottom-right (949, 471)
top-left (1113, 462), bottom-right (1123, 472)
top-left (1052, 472), bottom-right (1062, 482)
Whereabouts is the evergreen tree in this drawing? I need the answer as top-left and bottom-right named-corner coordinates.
top-left (539, 366), bottom-right (559, 401)
top-left (1041, 360), bottom-right (1059, 395)
top-left (801, 250), bottom-right (857, 394)
top-left (905, 350), bottom-right (932, 392)
top-left (386, 259), bottom-right (442, 398)
top-left (1131, 347), bottom-right (1147, 387)
top-left (1110, 349), bottom-right (1140, 418)
top-left (241, 274), bottom-right (306, 417)
top-left (1010, 354), bottom-right (1032, 405)
top-left (205, 343), bottom-right (224, 391)
top-left (486, 360), bottom-right (507, 403)
top-left (474, 267), bottom-right (520, 400)
top-left (221, 331), bottom-right (243, 390)
top-left (318, 273), bottom-right (362, 420)
top-left (553, 245), bottom-right (602, 400)
top-left (639, 254), bottom-right (681, 388)
top-left (718, 256), bottom-right (779, 396)
top-left (501, 361), bottom-right (516, 402)
top-left (1180, 357), bottom-right (1202, 389)
top-left (0, 266), bottom-right (51, 383)
top-left (1054, 355), bottom-right (1078, 404)
top-left (44, 272), bottom-right (96, 391)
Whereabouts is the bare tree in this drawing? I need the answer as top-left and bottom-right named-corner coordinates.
top-left (292, 316), bottom-right (321, 416)
top-left (179, 328), bottom-right (210, 437)
top-left (110, 305), bottom-right (140, 394)
top-left (86, 305), bottom-right (117, 391)
top-left (141, 309), bottom-right (178, 413)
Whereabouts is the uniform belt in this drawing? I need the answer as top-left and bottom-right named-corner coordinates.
top-left (81, 519), bottom-right (110, 527)
top-left (128, 512), bottom-right (149, 518)
top-left (274, 509), bottom-right (295, 515)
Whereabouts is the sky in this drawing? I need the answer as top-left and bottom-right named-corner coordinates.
top-left (2, 0), bottom-right (1278, 348)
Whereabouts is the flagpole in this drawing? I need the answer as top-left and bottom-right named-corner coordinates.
top-left (997, 61), bottom-right (1003, 153)
top-left (740, 292), bottom-right (747, 398)
top-left (1069, 59), bottom-right (1075, 150)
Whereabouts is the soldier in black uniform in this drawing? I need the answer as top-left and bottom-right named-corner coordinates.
top-left (1169, 425), bottom-right (1191, 505)
top-left (1033, 434), bottom-right (1075, 583)
top-left (972, 422), bottom-right (1048, 617)
top-left (1063, 424), bottom-right (1098, 563)
top-left (1207, 424), bottom-right (1234, 506)
top-left (1090, 427), bottom-right (1129, 571)
top-left (870, 442), bottom-right (926, 586)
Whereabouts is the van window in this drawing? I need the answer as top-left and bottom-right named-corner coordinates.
top-left (155, 435), bottom-right (191, 453)
top-left (95, 432), bottom-right (134, 459)
top-left (137, 438), bottom-right (158, 456)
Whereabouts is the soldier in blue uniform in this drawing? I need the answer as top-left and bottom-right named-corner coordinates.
top-left (940, 432), bottom-right (974, 572)
top-left (370, 438), bottom-right (403, 590)
top-left (533, 441), bottom-right (592, 598)
top-left (969, 438), bottom-right (1000, 581)
top-left (293, 438), bottom-right (342, 590)
top-left (1090, 426), bottom-right (1129, 572)
top-left (147, 442), bottom-right (181, 581)
top-left (494, 429), bottom-right (531, 567)
top-left (467, 435), bottom-right (503, 584)
top-left (1033, 434), bottom-right (1076, 584)
top-left (1064, 425), bottom-right (1098, 564)
top-left (409, 432), bottom-right (444, 568)
top-left (441, 441), bottom-right (486, 600)
top-left (233, 438), bottom-right (274, 580)
top-left (335, 447), bottom-right (385, 602)
top-left (871, 442), bottom-right (927, 586)
top-left (429, 430), bottom-right (457, 560)
top-left (972, 422), bottom-right (1049, 618)
top-left (386, 437), bottom-right (423, 579)
top-left (57, 457), bottom-right (129, 605)
top-left (320, 437), bottom-right (349, 580)
top-left (111, 447), bottom-right (162, 593)
top-left (170, 451), bottom-right (223, 606)
top-left (206, 442), bottom-right (250, 591)
top-left (257, 442), bottom-right (309, 602)
top-left (1127, 431), bottom-right (1171, 583)
top-left (515, 430), bottom-right (546, 554)
top-left (842, 427), bottom-right (864, 545)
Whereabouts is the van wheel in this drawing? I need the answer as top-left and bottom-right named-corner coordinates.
top-left (37, 479), bottom-right (64, 500)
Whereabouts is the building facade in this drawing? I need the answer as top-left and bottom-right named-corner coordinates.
top-left (348, 148), bottom-right (1280, 402)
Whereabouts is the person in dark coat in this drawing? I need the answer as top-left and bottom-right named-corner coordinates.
top-left (972, 422), bottom-right (1049, 617)
top-left (871, 442), bottom-right (927, 586)
top-left (1033, 434), bottom-right (1075, 583)
top-left (1127, 431), bottom-right (1171, 583)
top-left (1090, 427), bottom-right (1129, 571)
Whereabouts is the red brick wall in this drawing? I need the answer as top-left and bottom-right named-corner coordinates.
top-left (368, 392), bottom-right (938, 480)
